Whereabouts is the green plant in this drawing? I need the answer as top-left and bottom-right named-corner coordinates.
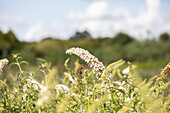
top-left (0, 47), bottom-right (169, 112)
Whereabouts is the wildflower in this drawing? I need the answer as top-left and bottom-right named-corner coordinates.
top-left (64, 72), bottom-right (75, 83)
top-left (36, 95), bottom-right (50, 107)
top-left (88, 91), bottom-right (93, 96)
top-left (13, 88), bottom-right (18, 94)
top-left (125, 97), bottom-right (131, 102)
top-left (37, 99), bottom-right (43, 106)
top-left (161, 63), bottom-right (170, 77)
top-left (157, 63), bottom-right (170, 81)
top-left (28, 77), bottom-right (44, 90)
top-left (0, 58), bottom-right (9, 74)
top-left (23, 94), bottom-right (28, 100)
top-left (36, 84), bottom-right (70, 107)
top-left (122, 65), bottom-right (135, 75)
top-left (56, 84), bottom-right (69, 94)
top-left (66, 47), bottom-right (105, 77)
top-left (112, 81), bottom-right (127, 92)
top-left (122, 67), bottom-right (130, 75)
top-left (22, 78), bottom-right (45, 92)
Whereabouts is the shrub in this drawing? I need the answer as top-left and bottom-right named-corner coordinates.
top-left (0, 47), bottom-right (169, 112)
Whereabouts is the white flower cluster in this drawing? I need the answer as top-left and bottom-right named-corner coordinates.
top-left (37, 83), bottom-right (70, 106)
top-left (23, 77), bottom-right (45, 92)
top-left (122, 67), bottom-right (130, 75)
top-left (161, 63), bottom-right (170, 76)
top-left (66, 47), bottom-right (105, 76)
top-left (22, 78), bottom-right (70, 106)
top-left (55, 84), bottom-right (70, 94)
top-left (0, 58), bottom-right (9, 74)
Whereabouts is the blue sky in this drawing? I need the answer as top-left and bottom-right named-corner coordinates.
top-left (0, 0), bottom-right (170, 42)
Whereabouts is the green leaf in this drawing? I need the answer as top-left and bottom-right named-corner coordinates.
top-left (102, 59), bottom-right (125, 78)
top-left (9, 62), bottom-right (18, 67)
top-left (64, 58), bottom-right (70, 70)
top-left (20, 61), bottom-right (29, 65)
top-left (36, 58), bottom-right (47, 62)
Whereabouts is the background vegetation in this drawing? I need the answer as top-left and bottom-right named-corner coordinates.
top-left (0, 30), bottom-right (170, 80)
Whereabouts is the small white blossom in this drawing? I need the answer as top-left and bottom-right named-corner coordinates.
top-left (40, 86), bottom-right (48, 94)
top-left (0, 58), bottom-right (9, 74)
top-left (36, 83), bottom-right (70, 106)
top-left (88, 91), bottom-right (93, 96)
top-left (125, 97), bottom-right (131, 102)
top-left (56, 84), bottom-right (69, 94)
top-left (23, 78), bottom-right (46, 92)
top-left (161, 63), bottom-right (170, 76)
top-left (37, 95), bottom-right (50, 106)
top-left (37, 99), bottom-right (43, 106)
top-left (28, 78), bottom-right (44, 90)
top-left (23, 94), bottom-right (28, 100)
top-left (122, 67), bottom-right (130, 75)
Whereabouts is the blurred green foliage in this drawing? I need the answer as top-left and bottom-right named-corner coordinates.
top-left (0, 30), bottom-right (170, 78)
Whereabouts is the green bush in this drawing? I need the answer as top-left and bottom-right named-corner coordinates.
top-left (0, 47), bottom-right (169, 113)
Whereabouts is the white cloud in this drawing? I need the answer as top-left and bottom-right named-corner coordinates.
top-left (128, 0), bottom-right (160, 26)
top-left (66, 0), bottom-right (169, 39)
top-left (86, 1), bottom-right (109, 18)
top-left (0, 14), bottom-right (24, 37)
top-left (0, 14), bottom-right (50, 42)
top-left (68, 1), bottom-right (115, 37)
top-left (1, 0), bottom-right (169, 41)
top-left (161, 22), bottom-right (170, 33)
top-left (146, 0), bottom-right (160, 10)
top-left (23, 22), bottom-right (48, 42)
top-left (69, 1), bottom-right (109, 20)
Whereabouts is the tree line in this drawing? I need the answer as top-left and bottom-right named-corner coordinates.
top-left (0, 30), bottom-right (170, 67)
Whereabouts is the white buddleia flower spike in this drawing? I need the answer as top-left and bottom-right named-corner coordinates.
top-left (161, 63), bottom-right (170, 76)
top-left (122, 67), bottom-right (130, 75)
top-left (0, 58), bottom-right (9, 74)
top-left (66, 47), bottom-right (105, 77)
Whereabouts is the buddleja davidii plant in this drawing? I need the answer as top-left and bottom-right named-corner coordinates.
top-left (86, 58), bottom-right (135, 112)
top-left (35, 58), bottom-right (69, 112)
top-left (8, 55), bottom-right (60, 112)
top-left (64, 58), bottom-right (93, 112)
top-left (64, 48), bottom-right (101, 112)
top-left (8, 54), bottom-right (41, 112)
top-left (99, 61), bottom-right (137, 112)
top-left (65, 47), bottom-right (132, 112)
top-left (109, 61), bottom-right (170, 113)
top-left (119, 63), bottom-right (170, 113)
top-left (154, 63), bottom-right (170, 96)
top-left (137, 63), bottom-right (170, 113)
top-left (0, 80), bottom-right (11, 112)
top-left (152, 63), bottom-right (170, 112)
top-left (35, 61), bottom-right (56, 112)
top-left (0, 57), bottom-right (21, 112)
top-left (0, 58), bottom-right (28, 112)
top-left (37, 58), bottom-right (52, 85)
top-left (64, 47), bottom-right (107, 112)
top-left (65, 47), bottom-right (169, 113)
top-left (36, 68), bottom-right (58, 113)
top-left (0, 54), bottom-right (47, 112)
